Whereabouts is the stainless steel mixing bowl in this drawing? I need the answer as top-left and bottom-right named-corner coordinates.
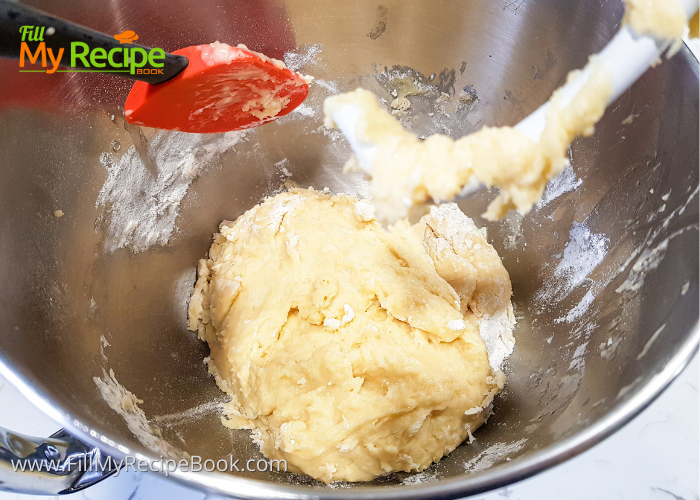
top-left (0, 0), bottom-right (698, 497)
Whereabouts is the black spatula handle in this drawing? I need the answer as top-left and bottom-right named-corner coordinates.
top-left (0, 0), bottom-right (188, 84)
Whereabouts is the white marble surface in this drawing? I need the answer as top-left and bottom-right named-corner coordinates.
top-left (0, 354), bottom-right (696, 500)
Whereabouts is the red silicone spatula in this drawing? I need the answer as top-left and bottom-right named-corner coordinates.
top-left (124, 42), bottom-right (311, 134)
top-left (0, 2), bottom-right (310, 134)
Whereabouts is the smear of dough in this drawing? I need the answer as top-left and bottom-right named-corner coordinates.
top-left (93, 368), bottom-right (187, 459)
top-left (188, 188), bottom-right (515, 483)
top-left (189, 42), bottom-right (312, 122)
top-left (323, 61), bottom-right (611, 223)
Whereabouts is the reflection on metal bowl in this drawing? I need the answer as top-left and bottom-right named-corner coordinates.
top-left (0, 0), bottom-right (697, 498)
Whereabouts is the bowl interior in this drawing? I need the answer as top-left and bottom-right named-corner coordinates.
top-left (0, 0), bottom-right (698, 497)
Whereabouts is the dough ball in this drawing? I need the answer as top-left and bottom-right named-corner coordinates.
top-left (188, 188), bottom-right (513, 483)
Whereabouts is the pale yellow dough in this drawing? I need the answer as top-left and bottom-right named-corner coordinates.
top-left (188, 188), bottom-right (514, 483)
top-left (623, 0), bottom-right (687, 43)
top-left (323, 0), bottom-right (689, 224)
top-left (324, 63), bottom-right (612, 223)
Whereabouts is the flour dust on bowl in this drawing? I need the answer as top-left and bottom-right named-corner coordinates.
top-left (0, 0), bottom-right (697, 498)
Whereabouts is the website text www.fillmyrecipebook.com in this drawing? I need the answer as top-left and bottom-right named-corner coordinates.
top-left (12, 455), bottom-right (287, 477)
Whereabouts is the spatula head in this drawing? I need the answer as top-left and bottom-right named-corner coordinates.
top-left (124, 42), bottom-right (310, 134)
